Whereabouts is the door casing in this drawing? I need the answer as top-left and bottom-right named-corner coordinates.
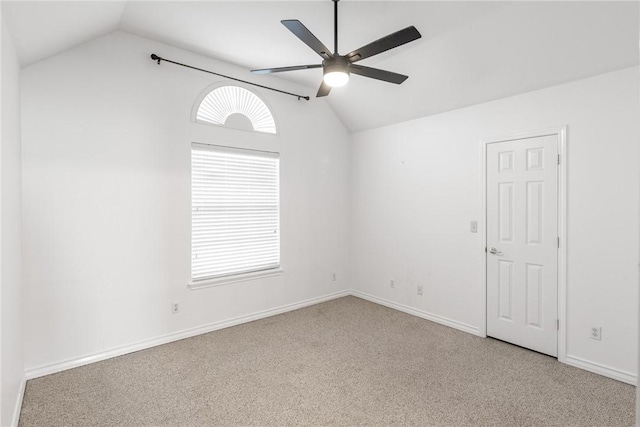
top-left (480, 126), bottom-right (567, 362)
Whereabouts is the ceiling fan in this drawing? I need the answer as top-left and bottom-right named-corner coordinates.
top-left (251, 0), bottom-right (422, 98)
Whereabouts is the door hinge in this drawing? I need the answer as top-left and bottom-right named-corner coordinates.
top-left (557, 155), bottom-right (560, 165)
top-left (557, 237), bottom-right (560, 248)
top-left (485, 247), bottom-right (487, 253)
top-left (557, 319), bottom-right (560, 330)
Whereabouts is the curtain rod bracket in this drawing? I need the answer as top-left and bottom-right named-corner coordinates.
top-left (149, 53), bottom-right (310, 101)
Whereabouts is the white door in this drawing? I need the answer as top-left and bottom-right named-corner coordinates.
top-left (486, 135), bottom-right (558, 357)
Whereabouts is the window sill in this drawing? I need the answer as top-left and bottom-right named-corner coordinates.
top-left (188, 268), bottom-right (284, 290)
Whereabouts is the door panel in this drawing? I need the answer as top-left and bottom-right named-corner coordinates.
top-left (498, 260), bottom-right (513, 320)
top-left (487, 135), bottom-right (558, 357)
top-left (498, 183), bottom-right (513, 242)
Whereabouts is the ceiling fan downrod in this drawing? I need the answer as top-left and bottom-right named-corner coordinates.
top-left (333, 0), bottom-right (339, 55)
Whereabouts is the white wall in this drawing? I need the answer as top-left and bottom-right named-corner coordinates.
top-left (21, 31), bottom-right (351, 373)
top-left (350, 67), bottom-right (639, 382)
top-left (1, 12), bottom-right (24, 427)
top-left (18, 27), bottom-right (638, 390)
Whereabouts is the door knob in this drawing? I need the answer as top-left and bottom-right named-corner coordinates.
top-left (489, 247), bottom-right (503, 255)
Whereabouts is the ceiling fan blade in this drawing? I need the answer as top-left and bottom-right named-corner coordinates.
top-left (316, 81), bottom-right (331, 97)
top-left (349, 64), bottom-right (408, 84)
top-left (251, 64), bottom-right (322, 74)
top-left (346, 26), bottom-right (422, 63)
top-left (281, 20), bottom-right (332, 60)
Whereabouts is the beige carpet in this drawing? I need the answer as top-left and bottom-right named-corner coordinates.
top-left (19, 296), bottom-right (635, 426)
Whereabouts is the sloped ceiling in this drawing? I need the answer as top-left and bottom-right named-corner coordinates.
top-left (3, 1), bottom-right (639, 132)
top-left (2, 1), bottom-right (127, 67)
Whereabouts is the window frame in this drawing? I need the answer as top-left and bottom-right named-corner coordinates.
top-left (188, 142), bottom-right (283, 290)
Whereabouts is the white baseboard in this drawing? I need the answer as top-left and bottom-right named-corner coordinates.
top-left (349, 292), bottom-right (637, 386)
top-left (564, 355), bottom-right (637, 386)
top-left (349, 290), bottom-right (482, 337)
top-left (23, 289), bottom-right (636, 389)
top-left (25, 290), bottom-right (350, 380)
top-left (12, 376), bottom-right (26, 427)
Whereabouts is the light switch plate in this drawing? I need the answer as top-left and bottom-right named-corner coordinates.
top-left (470, 221), bottom-right (478, 233)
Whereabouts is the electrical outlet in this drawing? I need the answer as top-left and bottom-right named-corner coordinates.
top-left (332, 273), bottom-right (336, 282)
top-left (590, 326), bottom-right (601, 340)
top-left (390, 279), bottom-right (395, 288)
top-left (417, 285), bottom-right (423, 296)
top-left (172, 302), bottom-right (180, 314)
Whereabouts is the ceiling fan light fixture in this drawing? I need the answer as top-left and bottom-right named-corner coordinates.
top-left (324, 70), bottom-right (350, 87)
top-left (323, 58), bottom-right (350, 87)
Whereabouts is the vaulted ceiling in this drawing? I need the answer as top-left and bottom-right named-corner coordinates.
top-left (3, 1), bottom-right (639, 132)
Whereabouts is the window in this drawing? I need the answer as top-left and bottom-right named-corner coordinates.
top-left (191, 143), bottom-right (280, 283)
top-left (196, 86), bottom-right (277, 134)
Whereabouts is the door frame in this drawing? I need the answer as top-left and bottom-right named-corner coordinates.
top-left (480, 126), bottom-right (567, 362)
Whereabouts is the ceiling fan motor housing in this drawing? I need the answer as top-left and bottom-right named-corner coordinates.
top-left (323, 56), bottom-right (350, 75)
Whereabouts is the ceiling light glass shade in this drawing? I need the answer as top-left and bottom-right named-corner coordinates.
top-left (323, 71), bottom-right (350, 87)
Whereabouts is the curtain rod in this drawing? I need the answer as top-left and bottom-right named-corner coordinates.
top-left (150, 54), bottom-right (310, 101)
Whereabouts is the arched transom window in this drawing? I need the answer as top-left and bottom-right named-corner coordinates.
top-left (196, 86), bottom-right (276, 134)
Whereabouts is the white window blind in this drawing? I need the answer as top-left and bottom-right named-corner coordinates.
top-left (196, 86), bottom-right (277, 134)
top-left (191, 143), bottom-right (280, 282)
